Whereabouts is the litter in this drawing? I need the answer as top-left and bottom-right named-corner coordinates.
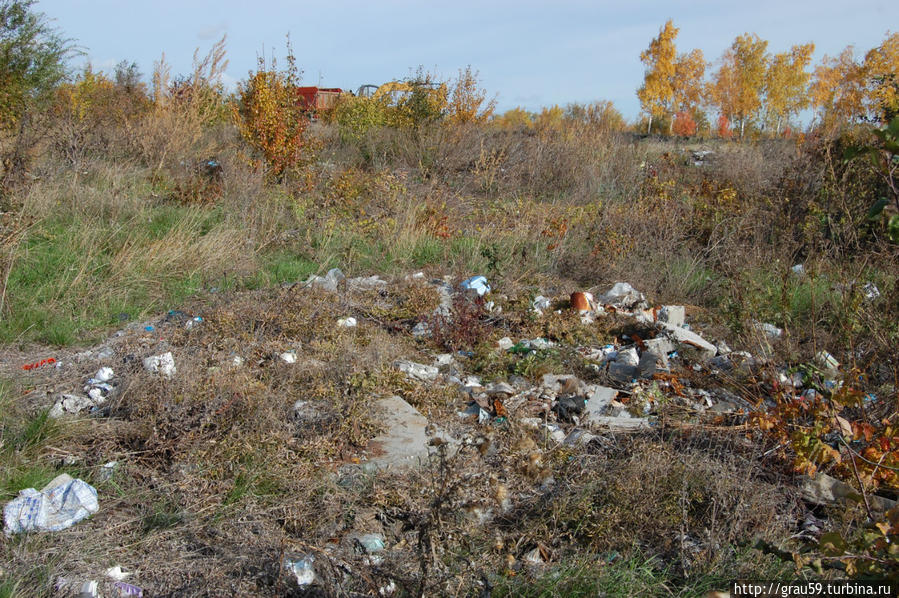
top-left (394, 360), bottom-right (439, 382)
top-left (93, 367), bottom-right (114, 382)
top-left (532, 295), bottom-right (552, 314)
top-left (569, 292), bottom-right (595, 312)
top-left (106, 566), bottom-right (129, 581)
top-left (4, 474), bottom-right (99, 535)
top-left (49, 393), bottom-right (102, 418)
top-left (142, 352), bottom-right (176, 377)
top-left (597, 282), bottom-right (647, 310)
top-left (337, 316), bottom-right (357, 328)
top-left (816, 350), bottom-right (840, 372)
top-left (460, 275), bottom-right (490, 296)
top-left (113, 582), bottom-right (144, 597)
top-left (22, 357), bottom-right (56, 371)
top-left (862, 282), bottom-right (880, 300)
top-left (76, 580), bottom-right (99, 598)
top-left (355, 533), bottom-right (386, 553)
top-left (286, 554), bottom-right (316, 587)
top-left (753, 321), bottom-right (783, 339)
top-left (306, 268), bottom-right (346, 292)
top-left (98, 461), bottom-right (118, 482)
top-left (279, 351), bottom-right (297, 364)
top-left (184, 316), bottom-right (203, 329)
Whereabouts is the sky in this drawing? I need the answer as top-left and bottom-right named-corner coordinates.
top-left (35, 0), bottom-right (899, 120)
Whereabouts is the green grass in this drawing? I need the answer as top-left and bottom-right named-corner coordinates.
top-left (0, 202), bottom-right (237, 345)
top-left (491, 550), bottom-right (788, 597)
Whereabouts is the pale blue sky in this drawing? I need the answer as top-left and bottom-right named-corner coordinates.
top-left (36, 0), bottom-right (899, 119)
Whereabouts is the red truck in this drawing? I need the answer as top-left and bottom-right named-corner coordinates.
top-left (296, 87), bottom-right (343, 116)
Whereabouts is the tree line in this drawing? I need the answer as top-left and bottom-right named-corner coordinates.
top-left (637, 20), bottom-right (899, 138)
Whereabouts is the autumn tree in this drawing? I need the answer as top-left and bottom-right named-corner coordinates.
top-left (447, 65), bottom-right (496, 126)
top-left (810, 46), bottom-right (866, 133)
top-left (0, 0), bottom-right (74, 190)
top-left (637, 20), bottom-right (678, 134)
top-left (565, 100), bottom-right (625, 133)
top-left (638, 21), bottom-right (707, 135)
top-left (711, 33), bottom-right (768, 139)
top-left (235, 38), bottom-right (310, 178)
top-left (672, 49), bottom-right (706, 127)
top-left (862, 31), bottom-right (899, 122)
top-left (764, 43), bottom-right (814, 136)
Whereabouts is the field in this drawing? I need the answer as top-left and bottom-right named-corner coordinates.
top-left (1, 34), bottom-right (898, 598)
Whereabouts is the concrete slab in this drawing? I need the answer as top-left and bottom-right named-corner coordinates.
top-left (363, 396), bottom-right (430, 471)
top-left (583, 385), bottom-right (617, 422)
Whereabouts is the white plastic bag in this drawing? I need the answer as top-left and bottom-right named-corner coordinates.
top-left (4, 474), bottom-right (99, 535)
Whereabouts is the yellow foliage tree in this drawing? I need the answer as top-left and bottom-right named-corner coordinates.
top-left (810, 46), bottom-right (866, 133)
top-left (534, 105), bottom-right (564, 131)
top-left (234, 39), bottom-right (310, 178)
top-left (637, 20), bottom-right (678, 134)
top-left (672, 49), bottom-right (706, 124)
top-left (447, 65), bottom-right (496, 126)
top-left (862, 31), bottom-right (899, 123)
top-left (764, 43), bottom-right (814, 136)
top-left (711, 33), bottom-right (768, 138)
top-left (494, 106), bottom-right (533, 129)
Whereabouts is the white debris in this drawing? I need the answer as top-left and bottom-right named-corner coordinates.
top-left (142, 352), bottom-right (176, 377)
top-left (286, 554), bottom-right (316, 587)
top-left (753, 321), bottom-right (783, 339)
top-left (816, 350), bottom-right (840, 372)
top-left (460, 275), bottom-right (490, 296)
top-left (94, 367), bottom-right (114, 382)
top-left (658, 305), bottom-right (686, 328)
top-left (497, 336), bottom-right (514, 351)
top-left (532, 295), bottom-right (551, 314)
top-left (597, 282), bottom-right (647, 310)
top-left (49, 394), bottom-right (101, 419)
top-left (279, 351), bottom-right (297, 364)
top-left (305, 268), bottom-right (346, 292)
top-left (863, 282), bottom-right (880, 301)
top-left (337, 317), bottom-right (357, 328)
top-left (105, 566), bottom-right (130, 581)
top-left (394, 360), bottom-right (439, 382)
top-left (4, 474), bottom-right (99, 535)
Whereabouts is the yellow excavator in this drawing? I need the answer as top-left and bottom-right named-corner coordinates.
top-left (356, 81), bottom-right (448, 106)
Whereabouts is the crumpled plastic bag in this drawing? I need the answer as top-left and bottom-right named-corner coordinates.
top-left (4, 473), bottom-right (98, 535)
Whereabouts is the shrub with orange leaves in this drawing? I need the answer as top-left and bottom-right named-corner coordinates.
top-left (672, 110), bottom-right (697, 136)
top-left (234, 40), bottom-right (310, 178)
top-left (716, 114), bottom-right (733, 138)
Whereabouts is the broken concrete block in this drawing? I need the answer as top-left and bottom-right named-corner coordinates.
top-left (584, 416), bottom-right (650, 432)
top-left (638, 351), bottom-right (668, 378)
top-left (363, 396), bottom-right (429, 471)
top-left (661, 323), bottom-right (717, 360)
top-left (799, 472), bottom-right (896, 512)
top-left (643, 336), bottom-right (676, 356)
top-left (49, 394), bottom-right (99, 419)
top-left (394, 360), bottom-right (439, 382)
top-left (485, 381), bottom-right (515, 397)
top-left (540, 374), bottom-right (581, 394)
top-left (583, 386), bottom-right (617, 421)
top-left (658, 305), bottom-right (686, 328)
